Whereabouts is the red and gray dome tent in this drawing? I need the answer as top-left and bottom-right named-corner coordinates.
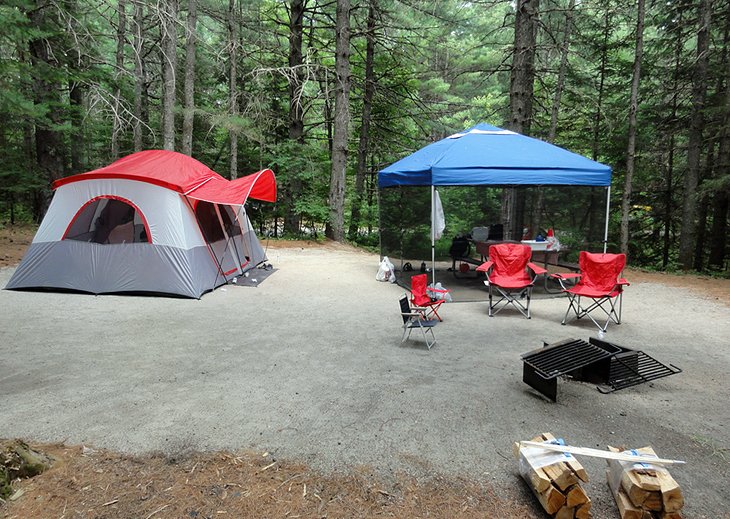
top-left (5, 150), bottom-right (277, 298)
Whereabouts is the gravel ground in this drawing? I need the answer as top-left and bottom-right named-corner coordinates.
top-left (1, 243), bottom-right (728, 517)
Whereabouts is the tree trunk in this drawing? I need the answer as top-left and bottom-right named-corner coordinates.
top-left (348, 0), bottom-right (377, 239)
top-left (288, 0), bottom-right (305, 143)
top-left (284, 0), bottom-right (306, 234)
top-left (679, 0), bottom-right (711, 270)
top-left (65, 0), bottom-right (85, 173)
top-left (325, 0), bottom-right (351, 242)
top-left (69, 80), bottom-right (85, 172)
top-left (111, 0), bottom-right (126, 159)
top-left (181, 0), bottom-right (197, 156)
top-left (708, 27), bottom-right (730, 270)
top-left (161, 0), bottom-right (178, 151)
top-left (228, 0), bottom-right (238, 179)
top-left (694, 181), bottom-right (711, 271)
top-left (620, 0), bottom-right (645, 256)
top-left (530, 0), bottom-right (575, 237)
top-left (708, 191), bottom-right (728, 270)
top-left (548, 0), bottom-right (574, 143)
top-left (133, 0), bottom-right (145, 152)
top-left (504, 0), bottom-right (539, 240)
top-left (28, 0), bottom-right (65, 212)
top-left (662, 143), bottom-right (674, 268)
top-left (662, 8), bottom-right (684, 269)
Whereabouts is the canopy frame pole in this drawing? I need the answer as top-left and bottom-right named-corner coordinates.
top-left (603, 186), bottom-right (611, 253)
top-left (431, 185), bottom-right (436, 285)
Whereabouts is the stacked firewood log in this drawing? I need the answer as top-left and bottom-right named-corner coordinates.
top-left (514, 433), bottom-right (592, 519)
top-left (606, 446), bottom-right (684, 519)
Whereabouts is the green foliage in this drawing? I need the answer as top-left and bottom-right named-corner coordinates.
top-left (0, 0), bottom-right (726, 270)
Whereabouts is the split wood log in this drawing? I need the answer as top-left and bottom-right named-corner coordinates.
top-left (554, 504), bottom-right (576, 519)
top-left (607, 469), bottom-right (653, 519)
top-left (646, 450), bottom-right (684, 512)
top-left (540, 432), bottom-right (589, 483)
top-left (566, 484), bottom-right (590, 507)
top-left (607, 446), bottom-right (684, 513)
top-left (515, 433), bottom-right (590, 516)
top-left (543, 461), bottom-right (579, 491)
top-left (574, 498), bottom-right (592, 519)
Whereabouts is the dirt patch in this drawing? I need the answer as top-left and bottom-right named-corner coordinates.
top-left (626, 268), bottom-right (730, 306)
top-left (0, 225), bottom-right (35, 268)
top-left (0, 443), bottom-right (534, 519)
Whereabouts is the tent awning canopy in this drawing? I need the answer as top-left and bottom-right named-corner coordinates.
top-left (378, 123), bottom-right (611, 188)
top-left (53, 150), bottom-right (277, 205)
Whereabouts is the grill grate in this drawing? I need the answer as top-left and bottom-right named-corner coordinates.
top-left (521, 338), bottom-right (619, 380)
top-left (521, 337), bottom-right (681, 401)
top-left (597, 350), bottom-right (682, 393)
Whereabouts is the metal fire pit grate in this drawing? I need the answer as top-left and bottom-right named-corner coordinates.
top-left (597, 349), bottom-right (682, 393)
top-left (521, 337), bottom-right (681, 401)
top-left (521, 338), bottom-right (620, 380)
top-left (521, 338), bottom-right (620, 401)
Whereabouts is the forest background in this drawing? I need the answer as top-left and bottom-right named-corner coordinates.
top-left (0, 0), bottom-right (728, 273)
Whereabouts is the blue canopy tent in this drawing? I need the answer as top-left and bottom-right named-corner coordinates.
top-left (378, 123), bottom-right (613, 281)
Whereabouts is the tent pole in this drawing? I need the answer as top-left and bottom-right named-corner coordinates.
top-left (603, 186), bottom-right (611, 253)
top-left (431, 185), bottom-right (436, 285)
top-left (377, 188), bottom-right (383, 260)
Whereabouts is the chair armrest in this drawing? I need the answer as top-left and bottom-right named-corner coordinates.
top-left (402, 311), bottom-right (425, 317)
top-left (527, 262), bottom-right (547, 276)
top-left (475, 260), bottom-right (493, 272)
top-left (429, 287), bottom-right (450, 294)
top-left (618, 278), bottom-right (630, 286)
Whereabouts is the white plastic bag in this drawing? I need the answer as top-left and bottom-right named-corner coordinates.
top-left (376, 256), bottom-right (396, 283)
top-left (427, 282), bottom-right (453, 302)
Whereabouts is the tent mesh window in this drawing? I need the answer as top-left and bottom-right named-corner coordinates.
top-left (65, 198), bottom-right (149, 244)
top-left (195, 201), bottom-right (241, 243)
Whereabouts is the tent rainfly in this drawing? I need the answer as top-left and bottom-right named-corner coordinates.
top-left (378, 123), bottom-right (613, 279)
top-left (5, 150), bottom-right (276, 298)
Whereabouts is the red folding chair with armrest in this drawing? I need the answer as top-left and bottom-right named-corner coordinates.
top-left (551, 251), bottom-right (629, 333)
top-left (476, 243), bottom-right (546, 319)
top-left (410, 273), bottom-right (449, 321)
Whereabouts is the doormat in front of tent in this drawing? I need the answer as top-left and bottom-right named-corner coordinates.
top-left (232, 266), bottom-right (277, 287)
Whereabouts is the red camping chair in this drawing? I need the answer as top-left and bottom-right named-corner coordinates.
top-left (476, 243), bottom-right (546, 319)
top-left (551, 251), bottom-right (629, 333)
top-left (410, 273), bottom-right (449, 321)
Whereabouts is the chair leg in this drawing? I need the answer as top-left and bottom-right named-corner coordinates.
top-left (402, 322), bottom-right (415, 343)
top-left (489, 286), bottom-right (531, 318)
top-left (419, 322), bottom-right (436, 349)
top-left (562, 294), bottom-right (623, 332)
top-left (617, 292), bottom-right (623, 324)
top-left (561, 294), bottom-right (581, 325)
